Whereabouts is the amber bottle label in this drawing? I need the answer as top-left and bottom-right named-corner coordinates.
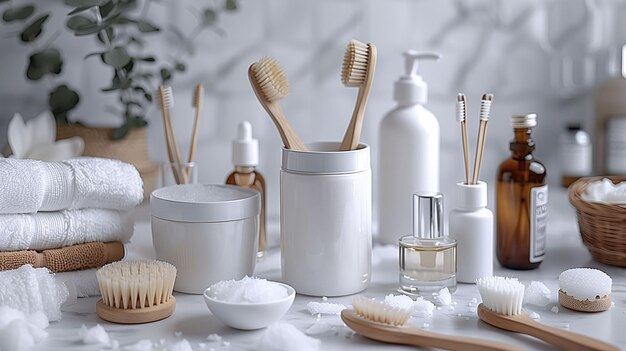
top-left (529, 185), bottom-right (548, 263)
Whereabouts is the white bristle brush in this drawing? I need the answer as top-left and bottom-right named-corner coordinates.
top-left (456, 93), bottom-right (471, 185)
top-left (248, 57), bottom-right (307, 151)
top-left (96, 260), bottom-right (177, 324)
top-left (476, 276), bottom-right (619, 351)
top-left (157, 86), bottom-right (187, 184)
top-left (341, 296), bottom-right (522, 351)
top-left (471, 93), bottom-right (493, 184)
top-left (339, 40), bottom-right (377, 151)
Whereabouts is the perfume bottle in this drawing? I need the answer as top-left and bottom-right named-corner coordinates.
top-left (496, 114), bottom-right (547, 270)
top-left (226, 121), bottom-right (267, 258)
top-left (399, 193), bottom-right (457, 296)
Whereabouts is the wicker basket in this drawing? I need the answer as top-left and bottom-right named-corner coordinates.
top-left (56, 124), bottom-right (158, 200)
top-left (568, 176), bottom-right (626, 267)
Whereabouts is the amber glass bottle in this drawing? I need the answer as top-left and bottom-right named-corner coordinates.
top-left (496, 114), bottom-right (547, 270)
top-left (227, 121), bottom-right (267, 258)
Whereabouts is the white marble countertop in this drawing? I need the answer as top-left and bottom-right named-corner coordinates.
top-left (42, 188), bottom-right (626, 350)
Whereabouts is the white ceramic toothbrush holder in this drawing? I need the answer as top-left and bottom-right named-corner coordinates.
top-left (281, 142), bottom-right (372, 296)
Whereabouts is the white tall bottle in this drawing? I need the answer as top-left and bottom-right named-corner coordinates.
top-left (449, 181), bottom-right (493, 283)
top-left (378, 51), bottom-right (441, 245)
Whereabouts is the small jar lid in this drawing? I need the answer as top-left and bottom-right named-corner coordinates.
top-left (512, 113), bottom-right (537, 128)
top-left (151, 184), bottom-right (260, 223)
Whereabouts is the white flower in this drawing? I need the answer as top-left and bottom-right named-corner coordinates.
top-left (7, 111), bottom-right (83, 161)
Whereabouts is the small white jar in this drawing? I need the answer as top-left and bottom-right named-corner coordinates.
top-left (151, 184), bottom-right (260, 294)
top-left (281, 142), bottom-right (372, 296)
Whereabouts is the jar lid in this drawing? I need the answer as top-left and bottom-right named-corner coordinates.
top-left (151, 184), bottom-right (260, 223)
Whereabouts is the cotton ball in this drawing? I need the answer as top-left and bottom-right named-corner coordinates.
top-left (258, 322), bottom-right (320, 351)
top-left (524, 281), bottom-right (551, 307)
top-left (0, 306), bottom-right (26, 328)
top-left (0, 319), bottom-right (38, 351)
top-left (79, 324), bottom-right (110, 345)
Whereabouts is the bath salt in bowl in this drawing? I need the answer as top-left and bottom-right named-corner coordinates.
top-left (558, 268), bottom-right (612, 312)
top-left (203, 277), bottom-right (295, 330)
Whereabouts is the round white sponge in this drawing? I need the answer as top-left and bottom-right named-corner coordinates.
top-left (559, 268), bottom-right (612, 301)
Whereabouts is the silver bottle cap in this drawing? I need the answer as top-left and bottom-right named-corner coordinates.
top-left (413, 192), bottom-right (443, 239)
top-left (511, 113), bottom-right (537, 129)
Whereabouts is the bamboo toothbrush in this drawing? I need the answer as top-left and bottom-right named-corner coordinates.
top-left (339, 40), bottom-right (377, 151)
top-left (341, 296), bottom-right (523, 351)
top-left (471, 93), bottom-right (493, 184)
top-left (248, 57), bottom-right (307, 151)
top-left (188, 83), bottom-right (203, 167)
top-left (476, 276), bottom-right (619, 351)
top-left (157, 85), bottom-right (187, 184)
top-left (456, 93), bottom-right (471, 184)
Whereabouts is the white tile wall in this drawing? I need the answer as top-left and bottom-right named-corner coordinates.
top-left (1, 0), bottom-right (625, 228)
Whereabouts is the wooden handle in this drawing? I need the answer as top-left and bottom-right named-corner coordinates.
top-left (247, 66), bottom-right (307, 151)
top-left (461, 121), bottom-right (471, 184)
top-left (341, 309), bottom-right (522, 351)
top-left (340, 44), bottom-right (377, 151)
top-left (471, 120), bottom-right (488, 184)
top-left (158, 86), bottom-right (181, 185)
top-left (478, 304), bottom-right (618, 351)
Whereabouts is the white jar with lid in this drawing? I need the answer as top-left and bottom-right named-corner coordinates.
top-left (151, 184), bottom-right (260, 294)
top-left (281, 142), bottom-right (371, 296)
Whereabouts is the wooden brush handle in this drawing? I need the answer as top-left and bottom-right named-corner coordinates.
top-left (461, 121), bottom-right (471, 184)
top-left (471, 120), bottom-right (488, 184)
top-left (341, 309), bottom-right (522, 351)
top-left (248, 67), bottom-right (307, 151)
top-left (340, 44), bottom-right (377, 151)
top-left (158, 86), bottom-right (182, 184)
top-left (478, 304), bottom-right (618, 351)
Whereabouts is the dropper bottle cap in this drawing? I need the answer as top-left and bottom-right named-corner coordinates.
top-left (394, 51), bottom-right (441, 105)
top-left (232, 121), bottom-right (259, 167)
top-left (413, 192), bottom-right (444, 239)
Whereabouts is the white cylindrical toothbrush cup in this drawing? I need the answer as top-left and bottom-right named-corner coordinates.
top-left (449, 181), bottom-right (494, 283)
top-left (281, 142), bottom-right (372, 296)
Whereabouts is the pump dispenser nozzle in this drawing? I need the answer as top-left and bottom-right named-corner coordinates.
top-left (394, 50), bottom-right (441, 105)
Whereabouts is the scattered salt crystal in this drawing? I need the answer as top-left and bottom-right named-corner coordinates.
top-left (470, 298), bottom-right (478, 304)
top-left (464, 317), bottom-right (470, 321)
top-left (529, 312), bottom-right (541, 320)
top-left (222, 341), bottom-right (230, 347)
top-left (206, 334), bottom-right (222, 342)
top-left (452, 301), bottom-right (458, 306)
top-left (344, 331), bottom-right (355, 339)
top-left (79, 324), bottom-right (110, 345)
top-left (0, 307), bottom-right (49, 351)
top-left (315, 313), bottom-right (321, 320)
top-left (306, 322), bottom-right (332, 335)
top-left (322, 296), bottom-right (328, 301)
top-left (159, 339), bottom-right (165, 345)
top-left (198, 343), bottom-right (206, 349)
top-left (436, 307), bottom-right (441, 310)
top-left (384, 294), bottom-right (414, 311)
top-left (307, 302), bottom-right (346, 315)
top-left (422, 323), bottom-right (430, 328)
top-left (561, 323), bottom-right (570, 329)
top-left (170, 339), bottom-right (193, 351)
top-left (122, 339), bottom-right (153, 351)
top-left (551, 306), bottom-right (559, 314)
top-left (258, 322), bottom-right (320, 351)
top-left (559, 268), bottom-right (612, 301)
top-left (448, 306), bottom-right (455, 311)
top-left (174, 331), bottom-right (182, 337)
top-left (111, 339), bottom-right (120, 349)
top-left (434, 288), bottom-right (452, 306)
top-left (457, 313), bottom-right (462, 317)
top-left (524, 281), bottom-right (551, 307)
top-left (208, 276), bottom-right (289, 303)
top-left (610, 302), bottom-right (615, 308)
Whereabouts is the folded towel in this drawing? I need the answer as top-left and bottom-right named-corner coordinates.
top-left (56, 268), bottom-right (101, 297)
top-left (0, 242), bottom-right (125, 272)
top-left (0, 264), bottom-right (68, 321)
top-left (0, 157), bottom-right (143, 214)
top-left (0, 209), bottom-right (133, 251)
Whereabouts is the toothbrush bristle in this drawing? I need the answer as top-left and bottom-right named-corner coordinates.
top-left (192, 84), bottom-right (204, 108)
top-left (157, 86), bottom-right (175, 110)
top-left (252, 57), bottom-right (290, 102)
top-left (479, 93), bottom-right (493, 121)
top-left (352, 295), bottom-right (411, 326)
top-left (456, 93), bottom-right (466, 122)
top-left (341, 40), bottom-right (369, 87)
top-left (476, 276), bottom-right (524, 316)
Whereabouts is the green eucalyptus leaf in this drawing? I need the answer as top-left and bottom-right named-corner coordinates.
top-left (66, 15), bottom-right (94, 30)
top-left (144, 93), bottom-right (152, 102)
top-left (131, 116), bottom-right (148, 127)
top-left (27, 48), bottom-right (63, 80)
top-left (101, 77), bottom-right (131, 92)
top-left (125, 101), bottom-right (142, 108)
top-left (160, 68), bottom-right (172, 82)
top-left (20, 14), bottom-right (49, 42)
top-left (111, 123), bottom-right (129, 140)
top-left (49, 84), bottom-right (80, 122)
top-left (99, 0), bottom-right (114, 17)
top-left (96, 26), bottom-right (114, 44)
top-left (3, 5), bottom-right (35, 22)
top-left (64, 0), bottom-right (106, 7)
top-left (174, 62), bottom-right (186, 72)
top-left (103, 46), bottom-right (131, 68)
top-left (137, 20), bottom-right (159, 33)
top-left (202, 8), bottom-right (217, 26)
top-left (67, 6), bottom-right (92, 16)
top-left (169, 26), bottom-right (194, 55)
top-left (122, 58), bottom-right (134, 72)
top-left (84, 51), bottom-right (106, 60)
top-left (128, 36), bottom-right (144, 47)
top-left (225, 0), bottom-right (238, 11)
top-left (137, 56), bottom-right (155, 62)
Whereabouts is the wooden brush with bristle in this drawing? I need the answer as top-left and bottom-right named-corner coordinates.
top-left (96, 260), bottom-right (177, 324)
top-left (188, 84), bottom-right (203, 167)
top-left (340, 40), bottom-right (377, 151)
top-left (248, 57), bottom-right (307, 151)
top-left (157, 86), bottom-right (187, 184)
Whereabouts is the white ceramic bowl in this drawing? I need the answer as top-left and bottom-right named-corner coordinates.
top-left (203, 282), bottom-right (295, 330)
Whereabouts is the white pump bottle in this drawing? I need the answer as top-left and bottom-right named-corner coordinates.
top-left (378, 51), bottom-right (441, 245)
